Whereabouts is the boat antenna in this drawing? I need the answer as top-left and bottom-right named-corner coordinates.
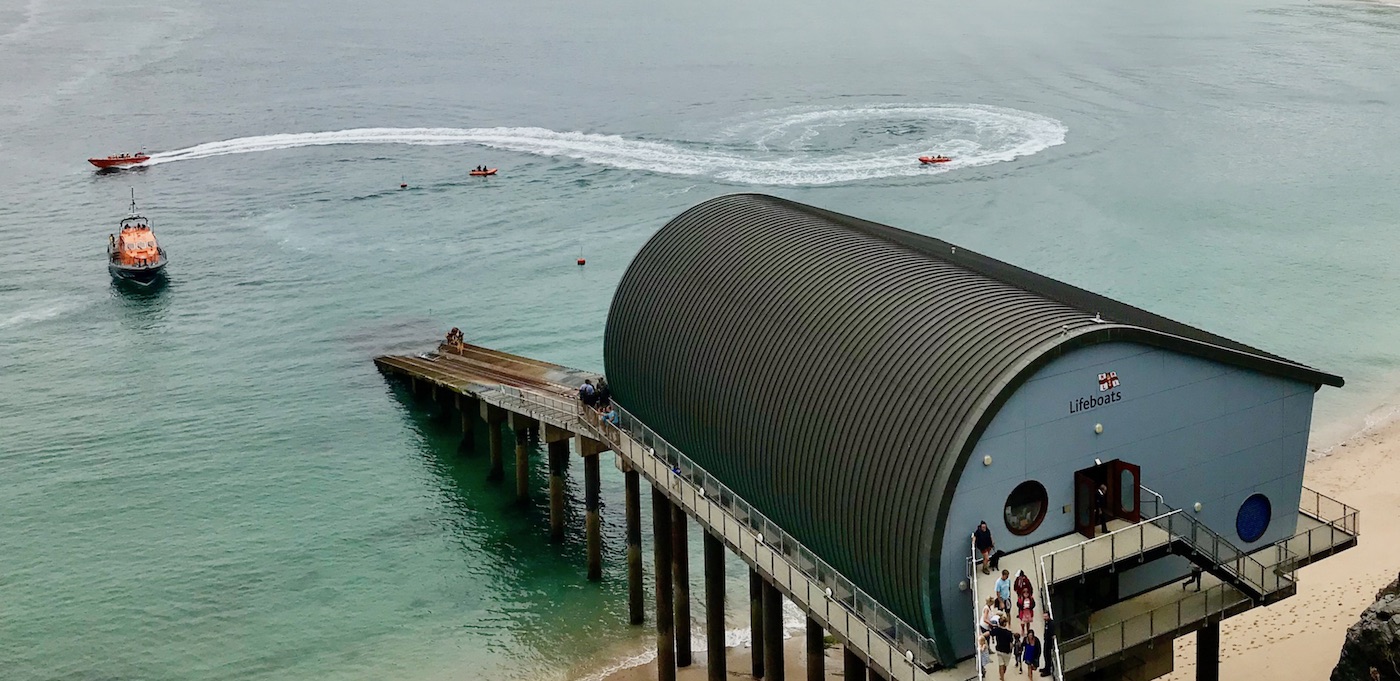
top-left (129, 187), bottom-right (137, 216)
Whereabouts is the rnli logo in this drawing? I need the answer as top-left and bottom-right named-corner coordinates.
top-left (1070, 371), bottom-right (1123, 415)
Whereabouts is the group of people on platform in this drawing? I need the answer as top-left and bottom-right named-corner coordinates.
top-left (577, 378), bottom-right (617, 424)
top-left (974, 521), bottom-right (1055, 680)
top-left (444, 327), bottom-right (465, 351)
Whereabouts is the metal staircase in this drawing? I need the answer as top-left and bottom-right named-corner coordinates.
top-left (1042, 488), bottom-right (1295, 603)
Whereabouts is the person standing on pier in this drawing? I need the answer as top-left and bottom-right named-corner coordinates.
top-left (578, 379), bottom-right (596, 407)
top-left (1094, 483), bottom-right (1110, 535)
top-left (974, 521), bottom-right (995, 574)
top-left (1039, 611), bottom-right (1056, 677)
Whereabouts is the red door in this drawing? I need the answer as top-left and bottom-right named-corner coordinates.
top-left (1074, 471), bottom-right (1098, 538)
top-left (1110, 460), bottom-right (1141, 523)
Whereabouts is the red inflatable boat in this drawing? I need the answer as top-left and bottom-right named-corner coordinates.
top-left (469, 168), bottom-right (498, 177)
top-left (89, 153), bottom-right (150, 169)
top-left (918, 156), bottom-right (953, 165)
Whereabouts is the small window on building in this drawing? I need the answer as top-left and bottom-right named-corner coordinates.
top-left (1235, 493), bottom-right (1272, 543)
top-left (1004, 481), bottom-right (1049, 536)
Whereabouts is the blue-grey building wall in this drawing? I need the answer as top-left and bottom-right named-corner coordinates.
top-left (937, 342), bottom-right (1316, 658)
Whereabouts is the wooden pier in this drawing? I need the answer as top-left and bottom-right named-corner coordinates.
top-left (376, 340), bottom-right (969, 681)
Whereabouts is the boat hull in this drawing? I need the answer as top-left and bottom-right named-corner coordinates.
top-left (89, 156), bottom-right (150, 169)
top-left (918, 156), bottom-right (952, 165)
top-left (469, 169), bottom-right (498, 176)
top-left (109, 258), bottom-right (167, 286)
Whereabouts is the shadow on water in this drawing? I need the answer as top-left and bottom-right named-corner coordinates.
top-left (382, 379), bottom-right (637, 674)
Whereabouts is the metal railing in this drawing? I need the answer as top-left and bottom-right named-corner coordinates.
top-left (1040, 490), bottom-right (1296, 601)
top-left (1058, 581), bottom-right (1249, 672)
top-left (1040, 508), bottom-right (1180, 586)
top-left (501, 387), bottom-right (945, 673)
top-left (1036, 545), bottom-right (1067, 681)
top-left (969, 543), bottom-right (985, 681)
top-left (1138, 495), bottom-right (1296, 599)
top-left (1300, 485), bottom-right (1360, 535)
top-left (1284, 486), bottom-right (1360, 568)
top-left (600, 403), bottom-right (943, 671)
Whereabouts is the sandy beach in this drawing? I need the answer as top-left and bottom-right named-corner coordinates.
top-left (598, 412), bottom-right (1399, 681)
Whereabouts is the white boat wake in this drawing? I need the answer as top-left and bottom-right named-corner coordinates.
top-left (143, 104), bottom-right (1067, 186)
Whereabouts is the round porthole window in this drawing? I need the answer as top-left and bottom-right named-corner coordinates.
top-left (1235, 493), bottom-right (1272, 543)
top-left (1004, 481), bottom-right (1049, 536)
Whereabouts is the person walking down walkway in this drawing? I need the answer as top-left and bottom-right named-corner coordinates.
top-left (1022, 630), bottom-right (1040, 681)
top-left (974, 521), bottom-right (995, 574)
top-left (989, 616), bottom-right (1015, 681)
top-left (1013, 569), bottom-right (1033, 599)
top-left (995, 569), bottom-right (1013, 605)
top-left (1017, 592), bottom-right (1036, 637)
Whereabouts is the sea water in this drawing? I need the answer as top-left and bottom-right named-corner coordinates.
top-left (2, 0), bottom-right (1399, 678)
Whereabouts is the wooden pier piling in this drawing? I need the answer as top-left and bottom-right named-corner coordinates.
top-left (763, 581), bottom-right (784, 681)
top-left (480, 402), bottom-right (505, 481)
top-left (455, 394), bottom-right (476, 452)
top-left (703, 530), bottom-right (725, 681)
top-left (806, 617), bottom-right (824, 681)
top-left (652, 487), bottom-right (677, 681)
top-left (843, 647), bottom-right (867, 681)
top-left (545, 425), bottom-right (571, 542)
top-left (671, 505), bottom-right (692, 667)
top-left (579, 436), bottom-right (604, 581)
top-left (751, 569), bottom-right (765, 678)
top-left (509, 413), bottom-right (535, 502)
top-left (625, 465), bottom-right (645, 624)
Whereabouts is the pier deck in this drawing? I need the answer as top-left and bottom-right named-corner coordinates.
top-left (376, 341), bottom-right (975, 681)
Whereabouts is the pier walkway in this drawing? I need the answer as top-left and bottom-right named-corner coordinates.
top-left (376, 342), bottom-right (977, 681)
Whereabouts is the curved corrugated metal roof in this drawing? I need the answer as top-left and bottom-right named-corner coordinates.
top-left (602, 193), bottom-right (1341, 657)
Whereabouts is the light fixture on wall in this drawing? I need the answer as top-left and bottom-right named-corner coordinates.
top-left (1194, 502), bottom-right (1203, 513)
top-left (1094, 458), bottom-right (1102, 466)
top-left (1094, 423), bottom-right (1103, 434)
top-left (983, 455), bottom-right (993, 466)
top-left (958, 580), bottom-right (968, 592)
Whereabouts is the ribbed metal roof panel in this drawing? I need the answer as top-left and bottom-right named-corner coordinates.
top-left (602, 194), bottom-right (1341, 656)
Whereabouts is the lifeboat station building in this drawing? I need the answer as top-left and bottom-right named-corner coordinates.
top-left (602, 194), bottom-right (1359, 680)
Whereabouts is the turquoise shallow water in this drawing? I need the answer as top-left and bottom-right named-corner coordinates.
top-left (3, 0), bottom-right (1400, 678)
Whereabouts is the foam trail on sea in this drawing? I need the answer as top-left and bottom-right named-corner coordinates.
top-left (142, 104), bottom-right (1067, 186)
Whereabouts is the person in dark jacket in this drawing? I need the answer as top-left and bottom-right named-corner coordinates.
top-left (1094, 483), bottom-right (1110, 535)
top-left (1039, 611), bottom-right (1056, 677)
top-left (578, 379), bottom-right (596, 407)
top-left (594, 378), bottom-right (611, 408)
top-left (973, 521), bottom-right (995, 574)
top-left (1021, 630), bottom-right (1040, 680)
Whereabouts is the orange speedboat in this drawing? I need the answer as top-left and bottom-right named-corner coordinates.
top-left (107, 190), bottom-right (167, 286)
top-left (89, 153), bottom-right (150, 169)
top-left (918, 156), bottom-right (953, 164)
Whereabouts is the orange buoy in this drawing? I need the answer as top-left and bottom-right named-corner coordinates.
top-left (577, 257), bottom-right (586, 266)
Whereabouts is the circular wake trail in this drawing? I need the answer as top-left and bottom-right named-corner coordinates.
top-left (143, 105), bottom-right (1067, 186)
